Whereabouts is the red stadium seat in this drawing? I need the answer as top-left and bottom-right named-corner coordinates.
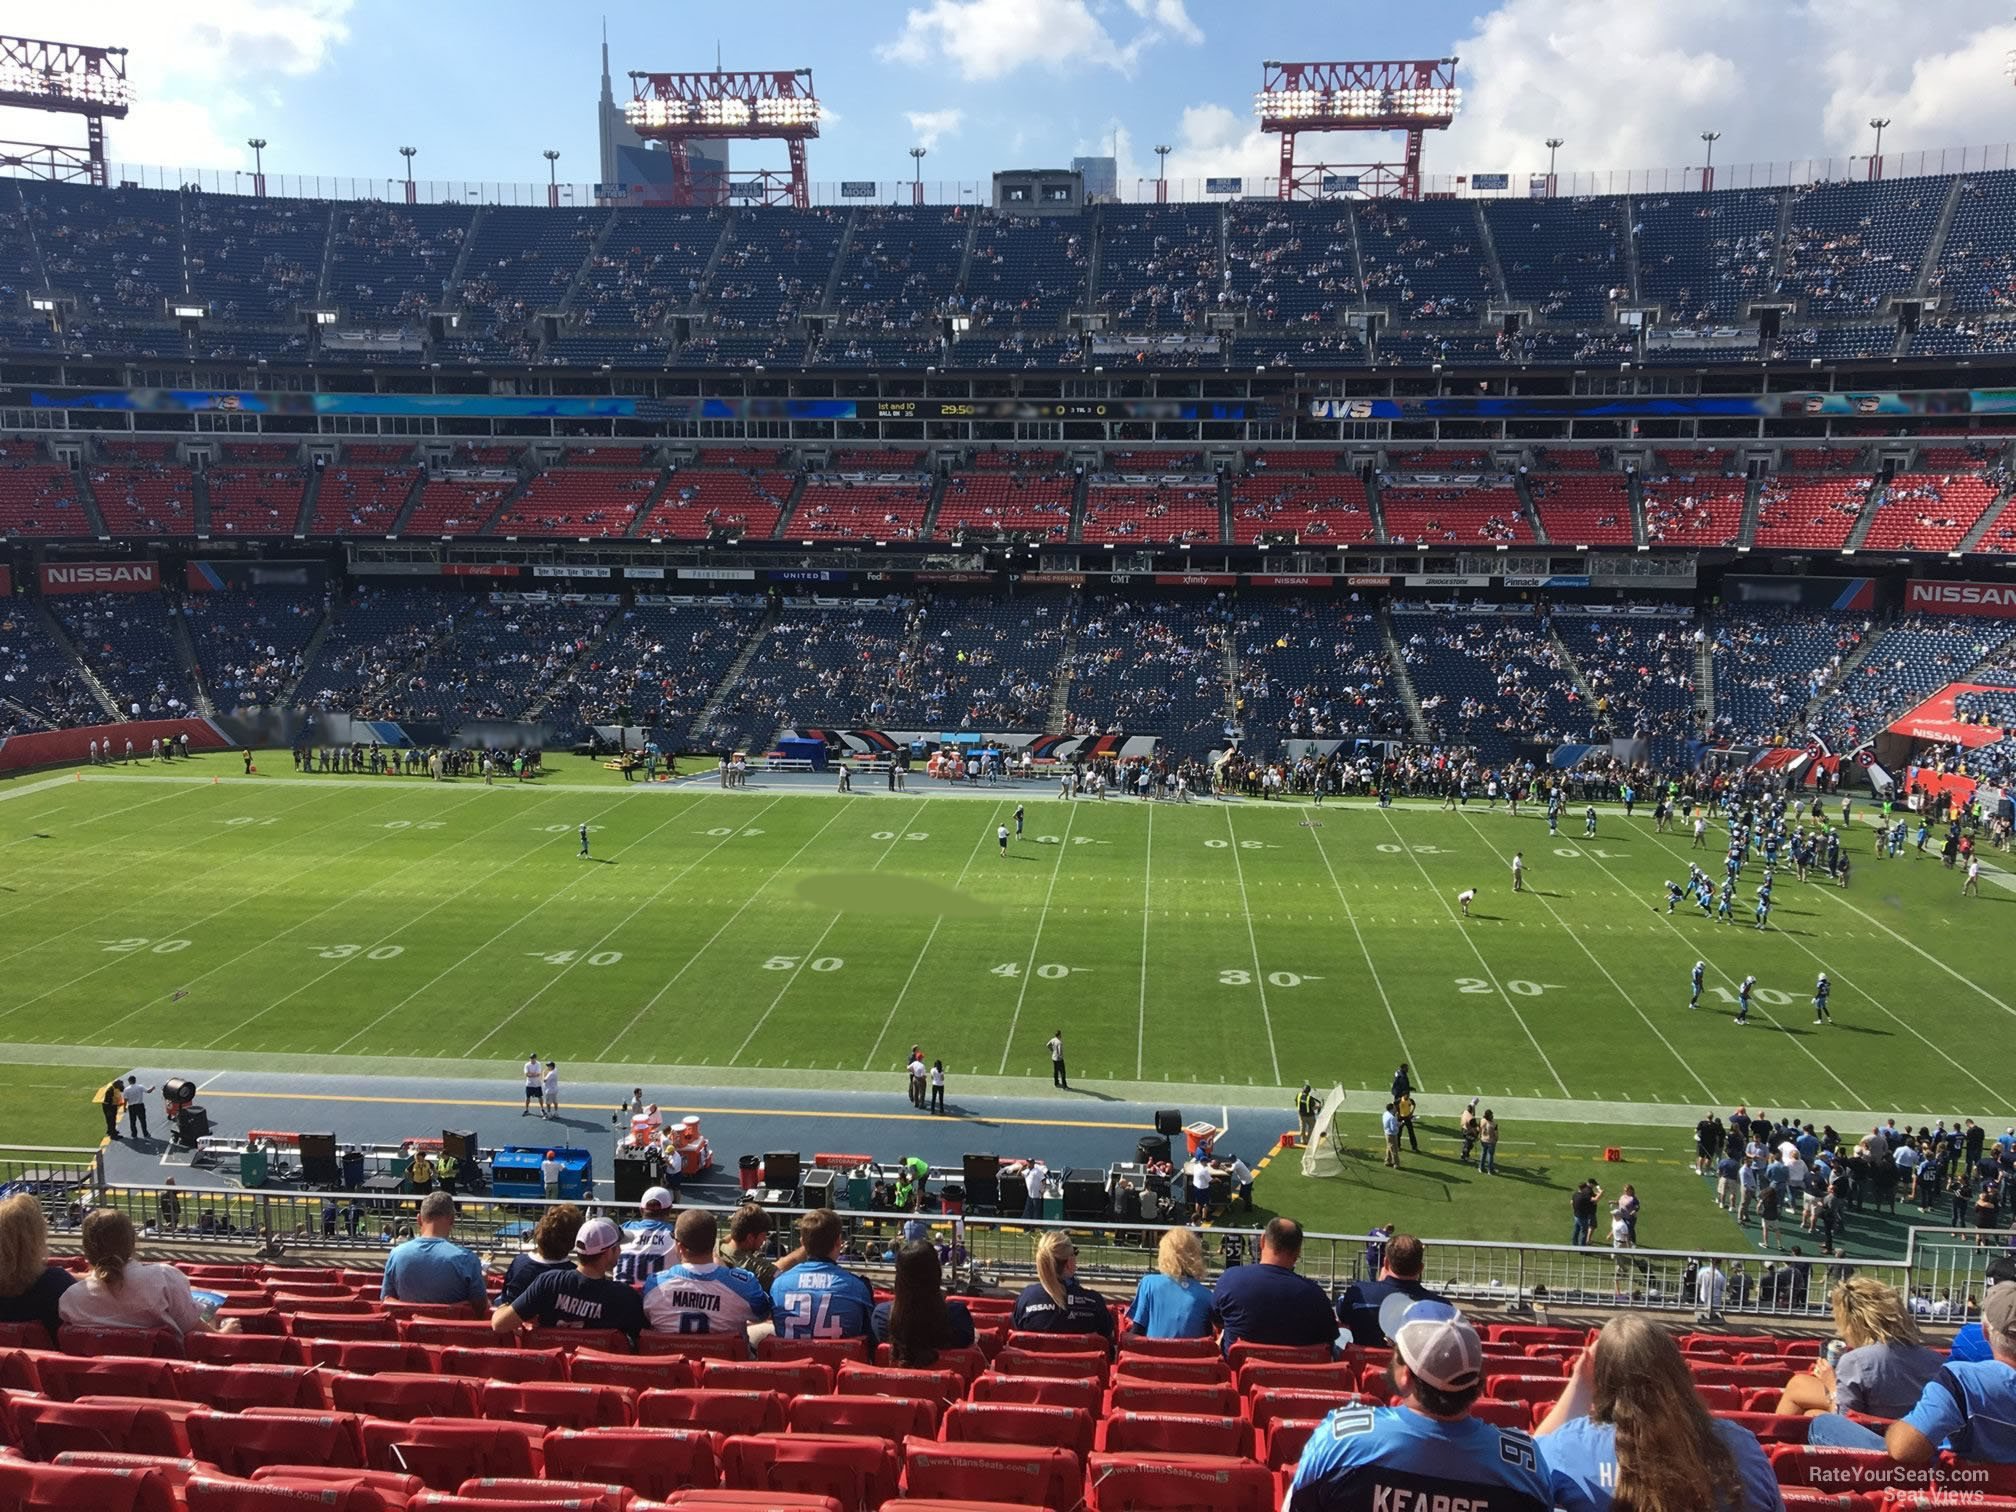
top-left (30, 1355), bottom-right (179, 1402)
top-left (898, 1437), bottom-right (1083, 1512)
top-left (183, 1335), bottom-right (305, 1367)
top-left (1105, 1380), bottom-right (1241, 1417)
top-left (1247, 1389), bottom-right (1378, 1432)
top-left (329, 1373), bottom-right (482, 1422)
top-left (1714, 1412), bottom-right (1815, 1446)
top-left (0, 1460), bottom-right (176, 1512)
top-left (479, 1383), bottom-right (635, 1430)
top-left (515, 1331), bottom-right (632, 1358)
top-left (565, 1353), bottom-right (696, 1393)
top-left (56, 1329), bottom-right (182, 1360)
top-left (940, 1401), bottom-right (1094, 1457)
top-left (249, 1466), bottom-right (425, 1504)
top-left (1936, 1454), bottom-right (2016, 1496)
top-left (758, 1339), bottom-right (872, 1370)
top-left (1483, 1354), bottom-right (1564, 1379)
top-left (635, 1390), bottom-right (787, 1437)
top-left (12, 1398), bottom-right (190, 1460)
top-left (1260, 1417), bottom-right (1322, 1470)
top-left (542, 1429), bottom-right (722, 1499)
top-left (170, 1363), bottom-right (326, 1412)
top-left (1768, 1446), bottom-right (1924, 1492)
top-left (873, 1347), bottom-right (984, 1383)
top-left (1096, 1410), bottom-right (1253, 1459)
top-left (453, 1483), bottom-right (630, 1512)
top-left (1234, 1361), bottom-right (1358, 1396)
top-left (987, 1349), bottom-right (1107, 1387)
top-left (0, 1327), bottom-right (49, 1354)
top-left (634, 1334), bottom-right (747, 1364)
top-left (1001, 1332), bottom-right (1109, 1358)
top-left (700, 1362), bottom-right (834, 1397)
top-left (1101, 1357), bottom-right (1225, 1386)
top-left (834, 1365), bottom-right (962, 1410)
top-left (1480, 1375), bottom-right (1564, 1407)
top-left (1485, 1326), bottom-right (1588, 1349)
top-left (303, 1342), bottom-right (437, 1376)
top-left (788, 1394), bottom-right (936, 1439)
top-left (877, 1502), bottom-right (1026, 1512)
top-left (187, 1480), bottom-right (394, 1512)
top-left (719, 1433), bottom-right (900, 1509)
top-left (657, 1497), bottom-right (838, 1512)
top-left (400, 1323), bottom-right (498, 1348)
top-left (1467, 1399), bottom-right (1538, 1430)
top-left (48, 1453), bottom-right (215, 1494)
top-left (285, 1315), bottom-right (399, 1343)
top-left (1222, 1342), bottom-right (1330, 1370)
top-left (360, 1419), bottom-right (541, 1491)
top-left (1884, 1497), bottom-right (2016, 1511)
top-left (967, 1374), bottom-right (1101, 1414)
top-left (1117, 1336), bottom-right (1219, 1361)
top-left (1776, 1493), bottom-right (1880, 1511)
top-left (436, 1350), bottom-right (567, 1385)
top-left (270, 1296), bottom-right (375, 1316)
top-left (1083, 1452), bottom-right (1274, 1511)
top-left (185, 1408), bottom-right (366, 1476)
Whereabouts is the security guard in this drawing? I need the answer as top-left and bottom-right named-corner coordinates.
top-left (406, 1149), bottom-right (437, 1193)
top-left (436, 1148), bottom-right (460, 1196)
top-left (1395, 1090), bottom-right (1421, 1154)
top-left (1296, 1083), bottom-right (1322, 1143)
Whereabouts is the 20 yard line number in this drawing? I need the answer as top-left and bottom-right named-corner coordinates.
top-left (100, 937), bottom-right (190, 954)
top-left (1456, 977), bottom-right (1564, 997)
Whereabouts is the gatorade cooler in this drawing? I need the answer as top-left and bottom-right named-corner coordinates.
top-left (1184, 1121), bottom-right (1219, 1158)
top-left (940, 1183), bottom-right (965, 1217)
top-left (739, 1155), bottom-right (761, 1191)
top-left (671, 1115), bottom-right (712, 1173)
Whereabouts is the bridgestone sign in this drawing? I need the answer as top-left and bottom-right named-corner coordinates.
top-left (40, 561), bottom-right (160, 595)
top-left (1905, 579), bottom-right (2016, 617)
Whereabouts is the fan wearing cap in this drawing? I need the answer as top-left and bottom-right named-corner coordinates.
top-left (1949, 1252), bottom-right (2016, 1363)
top-left (490, 1216), bottom-right (644, 1345)
top-left (641, 1209), bottom-right (773, 1346)
top-left (615, 1186), bottom-right (679, 1284)
top-left (1287, 1299), bottom-right (1552, 1512)
top-left (1807, 1278), bottom-right (2016, 1469)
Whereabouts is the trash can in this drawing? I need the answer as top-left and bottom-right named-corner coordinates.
top-left (1137, 1134), bottom-right (1171, 1166)
top-left (239, 1147), bottom-right (269, 1189)
top-left (939, 1183), bottom-right (965, 1217)
top-left (739, 1154), bottom-right (762, 1192)
top-left (341, 1149), bottom-right (365, 1190)
top-left (847, 1172), bottom-right (874, 1210)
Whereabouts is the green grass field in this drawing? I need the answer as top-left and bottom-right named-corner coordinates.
top-left (4, 753), bottom-right (2010, 1254)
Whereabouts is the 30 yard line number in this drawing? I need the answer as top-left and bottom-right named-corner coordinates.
top-left (312, 944), bottom-right (404, 960)
top-left (1220, 969), bottom-right (1319, 988)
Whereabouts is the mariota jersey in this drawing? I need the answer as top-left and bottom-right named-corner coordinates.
top-left (770, 1258), bottom-right (875, 1339)
top-left (641, 1260), bottom-right (773, 1335)
top-left (1288, 1405), bottom-right (1552, 1512)
top-left (615, 1219), bottom-right (678, 1284)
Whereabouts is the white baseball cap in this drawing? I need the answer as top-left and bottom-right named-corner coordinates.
top-left (576, 1217), bottom-right (623, 1255)
top-left (1391, 1300), bottom-right (1483, 1393)
top-left (640, 1186), bottom-right (675, 1212)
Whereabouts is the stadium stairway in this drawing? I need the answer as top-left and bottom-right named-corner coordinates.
top-left (1546, 623), bottom-right (1604, 720)
top-left (275, 604), bottom-right (335, 707)
top-left (440, 204), bottom-right (486, 306)
top-left (1735, 475), bottom-right (1766, 549)
top-left (771, 473), bottom-right (811, 540)
top-left (817, 210), bottom-right (859, 312)
top-left (166, 602), bottom-right (219, 719)
top-left (70, 463), bottom-right (109, 540)
top-left (1513, 474), bottom-right (1549, 545)
top-left (386, 471), bottom-right (431, 538)
top-left (1377, 605), bottom-right (1432, 741)
top-left (521, 613), bottom-right (619, 727)
top-left (291, 467), bottom-right (322, 539)
top-left (1958, 486), bottom-right (2016, 553)
top-left (1620, 195), bottom-right (1643, 299)
top-left (622, 469), bottom-right (679, 541)
top-left (690, 603), bottom-right (782, 741)
top-left (190, 471), bottom-right (213, 538)
top-left (1044, 612), bottom-right (1080, 733)
top-left (1799, 616), bottom-right (1888, 730)
top-left (1694, 630), bottom-right (1716, 734)
top-left (1472, 199), bottom-right (1512, 303)
top-left (30, 598), bottom-right (118, 721)
top-left (1364, 472), bottom-right (1389, 544)
top-left (918, 471), bottom-right (951, 541)
top-left (1840, 478), bottom-right (1884, 554)
top-left (1626, 471), bottom-right (1649, 549)
top-left (1913, 175), bottom-right (1969, 297)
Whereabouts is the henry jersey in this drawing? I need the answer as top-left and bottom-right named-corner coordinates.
top-left (641, 1259), bottom-right (773, 1336)
top-left (769, 1257), bottom-right (875, 1340)
top-left (1288, 1404), bottom-right (1551, 1512)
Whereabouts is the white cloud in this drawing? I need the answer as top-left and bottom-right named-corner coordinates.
top-left (2, 0), bottom-right (354, 173)
top-left (904, 109), bottom-right (965, 151)
top-left (878, 0), bottom-right (1197, 82)
top-left (1442, 0), bottom-right (2016, 181)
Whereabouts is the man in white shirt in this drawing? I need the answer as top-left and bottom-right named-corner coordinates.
top-left (1229, 1155), bottom-right (1254, 1212)
top-left (1695, 1259), bottom-right (1727, 1320)
top-left (906, 1050), bottom-right (926, 1109)
top-left (1382, 1104), bottom-right (1403, 1168)
top-left (1457, 886), bottom-right (1477, 917)
top-left (1046, 1031), bottom-right (1067, 1089)
top-left (541, 1061), bottom-right (559, 1118)
top-left (642, 1209), bottom-right (774, 1343)
top-left (1020, 1159), bottom-right (1047, 1219)
top-left (617, 1186), bottom-right (680, 1283)
top-left (522, 1055), bottom-right (543, 1116)
top-left (540, 1150), bottom-right (563, 1198)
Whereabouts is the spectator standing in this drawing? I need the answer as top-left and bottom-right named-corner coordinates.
top-left (59, 1209), bottom-right (236, 1339)
top-left (541, 1060), bottom-right (560, 1118)
top-left (1298, 1083), bottom-right (1322, 1144)
top-left (1695, 1258), bottom-right (1728, 1322)
top-left (906, 1048), bottom-right (926, 1108)
top-left (491, 1216), bottom-right (643, 1343)
top-left (97, 1080), bottom-right (122, 1140)
top-left (1395, 1090), bottom-right (1420, 1154)
top-left (1479, 1108), bottom-right (1500, 1174)
top-left (123, 1077), bottom-right (154, 1140)
top-left (496, 1204), bottom-right (583, 1308)
top-left (1458, 1099), bottom-right (1479, 1164)
top-left (1535, 1313), bottom-right (1780, 1511)
top-left (380, 1192), bottom-right (488, 1311)
top-left (872, 1238), bottom-right (975, 1364)
top-left (770, 1209), bottom-right (874, 1340)
top-left (1210, 1217), bottom-right (1340, 1355)
top-left (928, 1059), bottom-right (946, 1114)
top-left (1336, 1233), bottom-right (1446, 1346)
top-left (1047, 1030), bottom-right (1068, 1089)
top-left (1019, 1158), bottom-right (1048, 1220)
top-left (0, 1195), bottom-right (73, 1344)
top-left (1012, 1231), bottom-right (1116, 1347)
top-left (1288, 1299), bottom-right (1551, 1510)
top-left (1571, 1181), bottom-right (1602, 1246)
top-left (540, 1149), bottom-right (562, 1198)
top-left (1776, 1275), bottom-right (1944, 1419)
top-left (1382, 1103), bottom-right (1402, 1168)
top-left (522, 1054), bottom-right (542, 1115)
top-left (1128, 1228), bottom-right (1214, 1340)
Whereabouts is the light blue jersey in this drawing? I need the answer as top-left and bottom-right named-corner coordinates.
top-left (1289, 1405), bottom-right (1552, 1512)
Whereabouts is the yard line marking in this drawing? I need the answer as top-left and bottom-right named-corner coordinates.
top-left (1224, 807), bottom-right (1281, 1086)
top-left (1566, 828), bottom-right (1868, 1106)
top-left (1306, 821), bottom-right (1417, 1081)
top-left (592, 806), bottom-right (854, 1064)
top-left (997, 803), bottom-right (1078, 1074)
top-left (331, 793), bottom-right (732, 1057)
top-left (1453, 811), bottom-right (1717, 1105)
top-left (0, 776), bottom-right (71, 804)
top-left (724, 802), bottom-right (930, 1065)
top-left (0, 779), bottom-right (199, 857)
top-left (1135, 804), bottom-right (1153, 1081)
top-left (470, 796), bottom-right (791, 1059)
top-left (863, 803), bottom-right (1002, 1073)
top-left (0, 785), bottom-right (417, 1024)
top-left (1805, 863), bottom-right (2016, 1021)
top-left (202, 790), bottom-right (625, 1048)
top-left (1371, 806), bottom-right (1569, 1097)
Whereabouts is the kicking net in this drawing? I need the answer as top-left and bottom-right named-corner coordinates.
top-left (1300, 1083), bottom-right (1349, 1178)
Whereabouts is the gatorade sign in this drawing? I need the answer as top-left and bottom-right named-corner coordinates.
top-left (1905, 579), bottom-right (2016, 618)
top-left (39, 561), bottom-right (160, 595)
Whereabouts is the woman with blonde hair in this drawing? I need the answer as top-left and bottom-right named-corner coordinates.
top-left (1010, 1230), bottom-right (1114, 1349)
top-left (1775, 1274), bottom-right (1941, 1419)
top-left (1127, 1227), bottom-right (1213, 1339)
top-left (58, 1208), bottom-right (236, 1339)
top-left (0, 1194), bottom-right (72, 1344)
top-left (1535, 1312), bottom-right (1781, 1511)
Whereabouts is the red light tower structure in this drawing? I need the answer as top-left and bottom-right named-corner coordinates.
top-left (1255, 58), bottom-right (1460, 201)
top-left (0, 33), bottom-right (130, 187)
top-left (624, 68), bottom-right (821, 209)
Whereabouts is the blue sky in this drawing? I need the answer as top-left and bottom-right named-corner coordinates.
top-left (12, 0), bottom-right (2016, 195)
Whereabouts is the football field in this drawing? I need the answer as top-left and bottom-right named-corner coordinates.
top-left (2, 754), bottom-right (2010, 1134)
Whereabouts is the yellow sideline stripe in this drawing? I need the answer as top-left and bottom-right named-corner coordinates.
top-left (203, 1087), bottom-right (1154, 1134)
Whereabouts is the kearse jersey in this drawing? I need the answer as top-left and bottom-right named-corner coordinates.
top-left (641, 1260), bottom-right (773, 1336)
top-left (769, 1257), bottom-right (875, 1339)
top-left (1288, 1404), bottom-right (1552, 1512)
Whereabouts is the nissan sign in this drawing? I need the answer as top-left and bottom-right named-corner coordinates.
top-left (40, 561), bottom-right (160, 595)
top-left (1905, 579), bottom-right (2016, 618)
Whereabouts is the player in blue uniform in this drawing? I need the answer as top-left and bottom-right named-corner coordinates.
top-left (1812, 971), bottom-right (1832, 1025)
top-left (1716, 881), bottom-right (1736, 923)
top-left (1584, 805), bottom-right (1597, 838)
top-left (1689, 960), bottom-right (1705, 1010)
top-left (1734, 974), bottom-right (1756, 1025)
top-left (1288, 1300), bottom-right (1551, 1512)
top-left (769, 1209), bottom-right (874, 1340)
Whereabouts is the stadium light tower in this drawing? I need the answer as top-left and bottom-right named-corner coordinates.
top-left (246, 137), bottom-right (266, 197)
top-left (1254, 57), bottom-right (1459, 200)
top-left (0, 32), bottom-right (130, 187)
top-left (1867, 117), bottom-right (1889, 181)
top-left (1154, 142), bottom-right (1171, 204)
top-left (544, 147), bottom-right (561, 207)
top-left (1544, 135), bottom-right (1563, 197)
top-left (625, 66), bottom-right (821, 208)
top-left (399, 145), bottom-right (417, 205)
top-left (909, 144), bottom-right (925, 206)
top-left (1700, 129), bottom-right (1720, 191)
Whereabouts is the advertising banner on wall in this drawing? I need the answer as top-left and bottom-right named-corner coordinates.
top-left (1905, 579), bottom-right (2016, 618)
top-left (1725, 575), bottom-right (1877, 611)
top-left (39, 561), bottom-right (159, 595)
top-left (185, 560), bottom-right (325, 592)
